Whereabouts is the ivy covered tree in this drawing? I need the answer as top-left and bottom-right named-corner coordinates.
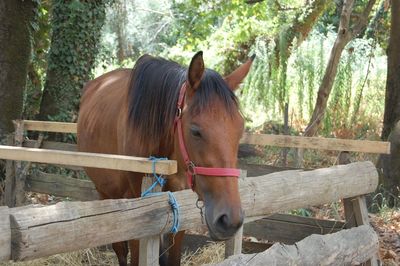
top-left (38, 0), bottom-right (112, 122)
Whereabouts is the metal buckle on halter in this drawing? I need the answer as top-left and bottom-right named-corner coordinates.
top-left (187, 161), bottom-right (196, 176)
top-left (176, 107), bottom-right (182, 119)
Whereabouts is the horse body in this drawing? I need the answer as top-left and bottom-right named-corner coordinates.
top-left (77, 52), bottom-right (253, 265)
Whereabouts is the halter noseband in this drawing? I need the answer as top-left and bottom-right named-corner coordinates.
top-left (174, 82), bottom-right (241, 190)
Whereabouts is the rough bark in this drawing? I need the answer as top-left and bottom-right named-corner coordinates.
top-left (304, 0), bottom-right (377, 137)
top-left (382, 0), bottom-right (400, 140)
top-left (378, 0), bottom-right (400, 206)
top-left (116, 0), bottom-right (129, 64)
top-left (0, 0), bottom-right (35, 137)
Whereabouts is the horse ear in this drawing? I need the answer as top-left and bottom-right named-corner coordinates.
top-left (187, 51), bottom-right (205, 95)
top-left (224, 54), bottom-right (255, 91)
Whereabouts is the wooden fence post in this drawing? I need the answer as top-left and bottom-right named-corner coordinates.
top-left (340, 151), bottom-right (380, 266)
top-left (13, 120), bottom-right (26, 206)
top-left (3, 135), bottom-right (15, 207)
top-left (3, 120), bottom-right (24, 207)
top-left (225, 170), bottom-right (247, 258)
top-left (139, 175), bottom-right (161, 266)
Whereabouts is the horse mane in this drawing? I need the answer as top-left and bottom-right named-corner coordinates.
top-left (128, 55), bottom-right (238, 154)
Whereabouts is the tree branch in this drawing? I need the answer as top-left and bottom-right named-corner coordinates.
top-left (351, 0), bottom-right (377, 36)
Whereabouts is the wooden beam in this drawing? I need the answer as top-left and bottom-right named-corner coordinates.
top-left (139, 175), bottom-right (162, 266)
top-left (225, 170), bottom-right (247, 258)
top-left (20, 120), bottom-right (390, 154)
top-left (0, 145), bottom-right (177, 175)
top-left (215, 225), bottom-right (379, 266)
top-left (23, 140), bottom-right (77, 152)
top-left (244, 213), bottom-right (345, 244)
top-left (6, 161), bottom-right (378, 261)
top-left (25, 171), bottom-right (99, 201)
top-left (0, 207), bottom-right (11, 261)
top-left (241, 133), bottom-right (390, 154)
top-left (22, 120), bottom-right (77, 133)
top-left (225, 226), bottom-right (243, 258)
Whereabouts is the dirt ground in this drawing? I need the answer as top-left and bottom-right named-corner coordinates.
top-left (371, 211), bottom-right (400, 266)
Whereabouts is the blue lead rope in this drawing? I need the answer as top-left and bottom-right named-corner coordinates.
top-left (167, 192), bottom-right (180, 233)
top-left (141, 156), bottom-right (167, 197)
top-left (141, 156), bottom-right (180, 234)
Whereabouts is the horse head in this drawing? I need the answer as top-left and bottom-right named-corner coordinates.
top-left (173, 51), bottom-right (254, 240)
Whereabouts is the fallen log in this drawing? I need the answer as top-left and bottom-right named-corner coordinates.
top-left (3, 161), bottom-right (377, 261)
top-left (214, 225), bottom-right (379, 266)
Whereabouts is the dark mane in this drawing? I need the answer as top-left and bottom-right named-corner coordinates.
top-left (128, 55), bottom-right (238, 153)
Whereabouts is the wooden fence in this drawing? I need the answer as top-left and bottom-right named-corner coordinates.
top-left (0, 120), bottom-right (385, 265)
top-left (0, 161), bottom-right (378, 262)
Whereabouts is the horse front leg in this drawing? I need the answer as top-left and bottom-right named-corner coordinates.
top-left (160, 231), bottom-right (185, 266)
top-left (112, 241), bottom-right (129, 266)
top-left (129, 239), bottom-right (140, 266)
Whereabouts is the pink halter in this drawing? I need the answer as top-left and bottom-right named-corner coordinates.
top-left (174, 82), bottom-right (241, 190)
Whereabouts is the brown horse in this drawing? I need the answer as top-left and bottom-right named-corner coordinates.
top-left (77, 52), bottom-right (254, 265)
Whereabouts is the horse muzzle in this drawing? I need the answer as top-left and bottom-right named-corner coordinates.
top-left (204, 200), bottom-right (244, 241)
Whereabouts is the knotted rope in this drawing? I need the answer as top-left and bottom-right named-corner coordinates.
top-left (141, 156), bottom-right (180, 234)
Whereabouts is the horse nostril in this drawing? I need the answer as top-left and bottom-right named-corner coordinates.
top-left (216, 214), bottom-right (230, 232)
top-left (215, 213), bottom-right (243, 235)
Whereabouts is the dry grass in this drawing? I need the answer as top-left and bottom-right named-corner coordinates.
top-left (182, 242), bottom-right (225, 266)
top-left (0, 248), bottom-right (118, 266)
top-left (1, 242), bottom-right (225, 266)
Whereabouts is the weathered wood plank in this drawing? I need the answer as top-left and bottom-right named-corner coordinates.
top-left (224, 170), bottom-right (247, 258)
top-left (0, 145), bottom-right (177, 175)
top-left (7, 162), bottom-right (378, 261)
top-left (21, 121), bottom-right (390, 154)
top-left (139, 237), bottom-right (159, 266)
top-left (214, 225), bottom-right (379, 266)
top-left (0, 206), bottom-right (11, 261)
top-left (139, 175), bottom-right (161, 266)
top-left (244, 214), bottom-right (345, 244)
top-left (22, 120), bottom-right (77, 133)
top-left (13, 121), bottom-right (25, 206)
top-left (241, 133), bottom-right (390, 154)
top-left (225, 226), bottom-right (243, 258)
top-left (25, 171), bottom-right (99, 201)
top-left (345, 196), bottom-right (380, 266)
top-left (23, 140), bottom-right (77, 152)
top-left (239, 161), bottom-right (378, 218)
top-left (238, 162), bottom-right (301, 177)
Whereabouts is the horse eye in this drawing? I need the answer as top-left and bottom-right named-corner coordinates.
top-left (190, 126), bottom-right (202, 138)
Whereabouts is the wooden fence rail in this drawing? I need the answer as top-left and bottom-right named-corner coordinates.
top-left (21, 120), bottom-right (390, 154)
top-left (0, 145), bottom-right (176, 175)
top-left (0, 161), bottom-right (378, 262)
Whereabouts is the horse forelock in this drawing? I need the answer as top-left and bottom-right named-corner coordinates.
top-left (127, 56), bottom-right (239, 154)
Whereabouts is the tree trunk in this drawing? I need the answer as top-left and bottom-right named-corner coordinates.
top-left (304, 0), bottom-right (376, 137)
top-left (116, 0), bottom-right (128, 64)
top-left (379, 0), bottom-right (400, 206)
top-left (0, 0), bottom-right (35, 137)
top-left (382, 0), bottom-right (400, 140)
top-left (38, 0), bottom-right (109, 122)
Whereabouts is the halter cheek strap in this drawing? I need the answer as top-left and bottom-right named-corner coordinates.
top-left (174, 82), bottom-right (241, 190)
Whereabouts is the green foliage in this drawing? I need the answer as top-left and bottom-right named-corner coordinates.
top-left (239, 27), bottom-right (386, 136)
top-left (24, 0), bottom-right (51, 119)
